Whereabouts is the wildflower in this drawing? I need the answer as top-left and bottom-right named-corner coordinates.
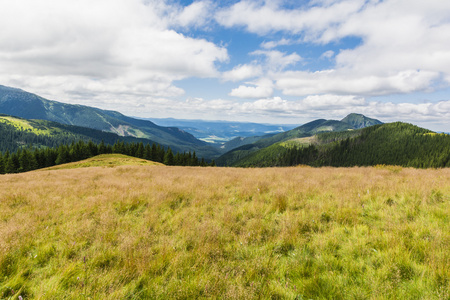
top-left (19, 296), bottom-right (23, 300)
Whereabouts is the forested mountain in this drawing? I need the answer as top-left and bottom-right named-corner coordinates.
top-left (0, 114), bottom-right (215, 174)
top-left (216, 114), bottom-right (382, 166)
top-left (341, 113), bottom-right (383, 128)
top-left (230, 122), bottom-right (450, 168)
top-left (0, 85), bottom-right (220, 158)
top-left (0, 114), bottom-right (158, 153)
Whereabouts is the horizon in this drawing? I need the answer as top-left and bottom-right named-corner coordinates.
top-left (1, 0), bottom-right (449, 132)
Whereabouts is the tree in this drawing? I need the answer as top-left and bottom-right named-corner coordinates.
top-left (55, 145), bottom-right (70, 165)
top-left (163, 147), bottom-right (174, 165)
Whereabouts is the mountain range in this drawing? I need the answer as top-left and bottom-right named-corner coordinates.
top-left (0, 85), bottom-right (448, 168)
top-left (0, 85), bottom-right (218, 158)
top-left (216, 113), bottom-right (383, 166)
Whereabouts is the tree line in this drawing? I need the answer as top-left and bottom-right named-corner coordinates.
top-left (236, 123), bottom-right (450, 168)
top-left (279, 124), bottom-right (449, 168)
top-left (0, 140), bottom-right (215, 174)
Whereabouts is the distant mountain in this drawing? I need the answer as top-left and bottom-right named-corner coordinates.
top-left (144, 117), bottom-right (296, 145)
top-left (0, 85), bottom-right (219, 158)
top-left (216, 114), bottom-right (382, 166)
top-left (341, 113), bottom-right (383, 128)
top-left (230, 122), bottom-right (450, 168)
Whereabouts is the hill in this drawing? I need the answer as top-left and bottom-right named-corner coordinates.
top-left (216, 114), bottom-right (382, 166)
top-left (232, 122), bottom-right (450, 168)
top-left (0, 114), bottom-right (162, 154)
top-left (0, 163), bottom-right (448, 299)
top-left (44, 154), bottom-right (163, 170)
top-left (0, 85), bottom-right (219, 158)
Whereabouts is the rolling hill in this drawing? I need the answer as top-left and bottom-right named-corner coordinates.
top-left (0, 85), bottom-right (220, 158)
top-left (216, 113), bottom-right (382, 166)
top-left (231, 122), bottom-right (450, 168)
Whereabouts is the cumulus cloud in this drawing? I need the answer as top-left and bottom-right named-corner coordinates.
top-left (215, 0), bottom-right (366, 37)
top-left (216, 0), bottom-right (450, 98)
top-left (229, 78), bottom-right (274, 99)
top-left (222, 64), bottom-right (263, 82)
top-left (275, 69), bottom-right (439, 96)
top-left (251, 50), bottom-right (302, 72)
top-left (0, 0), bottom-right (227, 105)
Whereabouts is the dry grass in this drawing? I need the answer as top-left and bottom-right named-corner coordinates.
top-left (0, 160), bottom-right (449, 299)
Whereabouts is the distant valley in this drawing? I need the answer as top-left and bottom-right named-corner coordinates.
top-left (144, 117), bottom-right (297, 144)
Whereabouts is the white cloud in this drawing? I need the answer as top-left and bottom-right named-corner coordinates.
top-left (302, 94), bottom-right (366, 109)
top-left (222, 64), bottom-right (263, 82)
top-left (276, 69), bottom-right (439, 96)
top-left (229, 78), bottom-right (274, 98)
top-left (251, 50), bottom-right (302, 71)
top-left (216, 0), bottom-right (450, 98)
top-left (0, 0), bottom-right (227, 105)
top-left (172, 1), bottom-right (214, 29)
top-left (215, 0), bottom-right (366, 37)
top-left (229, 85), bottom-right (274, 99)
top-left (320, 50), bottom-right (335, 60)
top-left (260, 38), bottom-right (293, 49)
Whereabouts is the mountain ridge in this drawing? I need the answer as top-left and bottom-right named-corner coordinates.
top-left (216, 113), bottom-right (383, 166)
top-left (0, 85), bottom-right (220, 158)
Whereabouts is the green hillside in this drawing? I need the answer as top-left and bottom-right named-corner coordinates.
top-left (217, 114), bottom-right (382, 166)
top-left (0, 85), bottom-right (219, 158)
top-left (232, 122), bottom-right (450, 168)
top-left (0, 114), bottom-right (159, 154)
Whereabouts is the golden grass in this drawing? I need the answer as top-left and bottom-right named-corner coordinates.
top-left (43, 154), bottom-right (163, 170)
top-left (0, 163), bottom-right (449, 299)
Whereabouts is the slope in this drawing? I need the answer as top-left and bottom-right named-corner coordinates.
top-left (0, 114), bottom-right (160, 154)
top-left (216, 114), bottom-right (381, 166)
top-left (232, 122), bottom-right (450, 168)
top-left (0, 85), bottom-right (219, 158)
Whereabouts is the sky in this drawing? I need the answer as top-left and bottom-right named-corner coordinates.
top-left (0, 0), bottom-right (449, 131)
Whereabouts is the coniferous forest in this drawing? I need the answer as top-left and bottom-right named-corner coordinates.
top-left (234, 123), bottom-right (450, 168)
top-left (0, 139), bottom-right (214, 174)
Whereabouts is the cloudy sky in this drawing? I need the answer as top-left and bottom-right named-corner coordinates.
top-left (1, 0), bottom-right (449, 131)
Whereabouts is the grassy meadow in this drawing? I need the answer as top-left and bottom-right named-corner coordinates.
top-left (0, 155), bottom-right (449, 299)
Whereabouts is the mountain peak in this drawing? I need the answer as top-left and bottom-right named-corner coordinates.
top-left (341, 113), bottom-right (382, 129)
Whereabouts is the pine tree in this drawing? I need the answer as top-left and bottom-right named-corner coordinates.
top-left (163, 147), bottom-right (174, 165)
top-left (55, 145), bottom-right (70, 165)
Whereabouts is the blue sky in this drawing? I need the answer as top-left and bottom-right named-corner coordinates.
top-left (0, 0), bottom-right (449, 131)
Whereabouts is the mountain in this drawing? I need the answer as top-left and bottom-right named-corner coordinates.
top-left (230, 122), bottom-right (450, 168)
top-left (0, 85), bottom-right (220, 158)
top-left (341, 113), bottom-right (383, 128)
top-left (216, 114), bottom-right (382, 166)
top-left (143, 117), bottom-right (296, 145)
top-left (0, 114), bottom-right (160, 154)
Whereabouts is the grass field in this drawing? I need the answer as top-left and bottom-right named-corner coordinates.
top-left (0, 155), bottom-right (449, 299)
